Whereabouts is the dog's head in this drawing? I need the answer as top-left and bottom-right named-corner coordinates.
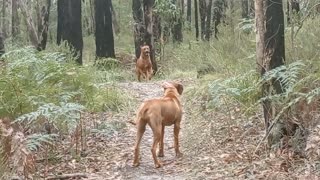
top-left (162, 82), bottom-right (183, 97)
top-left (140, 45), bottom-right (150, 57)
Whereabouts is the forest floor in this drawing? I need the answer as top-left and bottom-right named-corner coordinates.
top-left (38, 78), bottom-right (320, 180)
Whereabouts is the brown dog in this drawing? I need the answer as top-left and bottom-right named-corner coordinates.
top-left (135, 45), bottom-right (153, 82)
top-left (133, 82), bottom-right (184, 168)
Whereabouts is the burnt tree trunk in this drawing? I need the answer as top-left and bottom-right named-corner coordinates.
top-left (194, 0), bottom-right (199, 40)
top-left (12, 0), bottom-right (20, 40)
top-left (187, 0), bottom-right (191, 30)
top-left (57, 0), bottom-right (83, 65)
top-left (37, 0), bottom-right (51, 51)
top-left (95, 0), bottom-right (115, 59)
top-left (255, 0), bottom-right (285, 145)
top-left (143, 0), bottom-right (157, 71)
top-left (132, 0), bottom-right (144, 59)
top-left (205, 0), bottom-right (213, 41)
top-left (172, 0), bottom-right (183, 43)
top-left (199, 0), bottom-right (206, 40)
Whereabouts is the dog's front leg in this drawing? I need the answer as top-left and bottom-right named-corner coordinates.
top-left (158, 125), bottom-right (165, 157)
top-left (174, 122), bottom-right (183, 157)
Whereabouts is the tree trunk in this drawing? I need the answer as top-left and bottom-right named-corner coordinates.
top-left (57, 0), bottom-right (83, 65)
top-left (194, 0), bottom-right (199, 40)
top-left (12, 0), bottom-right (20, 40)
top-left (89, 0), bottom-right (95, 34)
top-left (213, 0), bottom-right (224, 39)
top-left (205, 0), bottom-right (213, 41)
top-left (111, 3), bottom-right (120, 35)
top-left (172, 0), bottom-right (183, 43)
top-left (287, 0), bottom-right (300, 24)
top-left (199, 0), bottom-right (206, 40)
top-left (241, 0), bottom-right (249, 18)
top-left (132, 0), bottom-right (144, 59)
top-left (95, 0), bottom-right (115, 59)
top-left (19, 0), bottom-right (39, 48)
top-left (0, 33), bottom-right (4, 56)
top-left (1, 0), bottom-right (7, 38)
top-left (143, 0), bottom-right (157, 72)
top-left (255, 0), bottom-right (285, 144)
top-left (187, 0), bottom-right (191, 30)
top-left (37, 0), bottom-right (51, 51)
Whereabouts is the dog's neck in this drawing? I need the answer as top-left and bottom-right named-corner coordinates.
top-left (140, 53), bottom-right (150, 60)
top-left (163, 90), bottom-right (181, 104)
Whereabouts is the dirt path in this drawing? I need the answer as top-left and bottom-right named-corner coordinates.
top-left (86, 79), bottom-right (193, 180)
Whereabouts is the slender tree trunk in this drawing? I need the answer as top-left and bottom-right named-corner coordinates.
top-left (19, 0), bottom-right (39, 48)
top-left (255, 0), bottom-right (285, 142)
top-left (187, 0), bottom-right (191, 30)
top-left (199, 0), bottom-right (206, 40)
top-left (95, 0), bottom-right (115, 59)
top-left (241, 0), bottom-right (249, 18)
top-left (0, 33), bottom-right (4, 56)
top-left (287, 0), bottom-right (300, 24)
top-left (2, 0), bottom-right (7, 38)
top-left (194, 0), bottom-right (199, 40)
top-left (111, 3), bottom-right (120, 35)
top-left (213, 0), bottom-right (224, 39)
top-left (37, 0), bottom-right (51, 51)
top-left (57, 0), bottom-right (83, 65)
top-left (180, 0), bottom-right (185, 15)
top-left (205, 0), bottom-right (213, 41)
top-left (12, 0), bottom-right (19, 40)
top-left (172, 0), bottom-right (183, 43)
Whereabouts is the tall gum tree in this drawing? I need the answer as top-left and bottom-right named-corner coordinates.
top-left (255, 0), bottom-right (286, 146)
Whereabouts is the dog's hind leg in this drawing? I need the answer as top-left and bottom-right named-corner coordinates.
top-left (174, 122), bottom-right (183, 158)
top-left (151, 125), bottom-right (162, 168)
top-left (157, 124), bottom-right (165, 157)
top-left (133, 121), bottom-right (146, 167)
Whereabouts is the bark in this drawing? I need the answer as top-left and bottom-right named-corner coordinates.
top-left (255, 0), bottom-right (285, 140)
top-left (37, 0), bottom-right (51, 51)
top-left (0, 33), bottom-right (4, 56)
top-left (19, 0), bottom-right (39, 48)
top-left (241, 0), bottom-right (249, 18)
top-left (205, 0), bottom-right (213, 41)
top-left (132, 0), bottom-right (144, 59)
top-left (111, 3), bottom-right (120, 35)
top-left (199, 0), bottom-right (206, 40)
top-left (12, 0), bottom-right (19, 40)
top-left (172, 0), bottom-right (183, 43)
top-left (213, 0), bottom-right (224, 39)
top-left (95, 0), bottom-right (115, 58)
top-left (187, 0), bottom-right (191, 29)
top-left (2, 0), bottom-right (7, 38)
top-left (287, 0), bottom-right (300, 24)
top-left (194, 0), bottom-right (199, 40)
top-left (143, 0), bottom-right (157, 72)
top-left (89, 0), bottom-right (95, 34)
top-left (57, 0), bottom-right (83, 65)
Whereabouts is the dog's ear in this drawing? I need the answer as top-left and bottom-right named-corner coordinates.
top-left (174, 83), bottom-right (183, 95)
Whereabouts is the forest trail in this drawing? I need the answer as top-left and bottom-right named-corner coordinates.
top-left (85, 79), bottom-right (195, 180)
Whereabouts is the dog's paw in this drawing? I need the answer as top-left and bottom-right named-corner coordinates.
top-left (155, 162), bottom-right (162, 168)
top-left (157, 151), bottom-right (164, 157)
top-left (133, 162), bottom-right (140, 167)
